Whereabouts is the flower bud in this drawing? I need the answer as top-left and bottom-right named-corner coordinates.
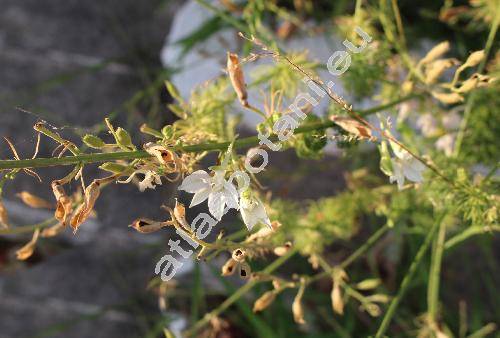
top-left (82, 134), bottom-right (106, 149)
top-left (431, 91), bottom-right (464, 104)
top-left (463, 50), bottom-right (485, 68)
top-left (253, 291), bottom-right (276, 312)
top-left (116, 127), bottom-right (133, 148)
top-left (355, 278), bottom-right (381, 290)
top-left (273, 242), bottom-right (292, 256)
top-left (420, 41), bottom-right (450, 65)
top-left (331, 281), bottom-right (344, 315)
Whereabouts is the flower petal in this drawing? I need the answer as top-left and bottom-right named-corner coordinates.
top-left (178, 170), bottom-right (210, 193)
top-left (190, 188), bottom-right (211, 207)
top-left (208, 191), bottom-right (226, 220)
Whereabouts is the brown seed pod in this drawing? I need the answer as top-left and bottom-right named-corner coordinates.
top-left (253, 291), bottom-right (277, 312)
top-left (16, 191), bottom-right (52, 209)
top-left (239, 262), bottom-right (251, 279)
top-left (173, 200), bottom-right (190, 231)
top-left (129, 218), bottom-right (170, 234)
top-left (221, 258), bottom-right (238, 276)
top-left (227, 52), bottom-right (248, 107)
top-left (0, 200), bottom-right (9, 229)
top-left (70, 180), bottom-right (101, 232)
top-left (231, 248), bottom-right (246, 262)
top-left (16, 229), bottom-right (40, 260)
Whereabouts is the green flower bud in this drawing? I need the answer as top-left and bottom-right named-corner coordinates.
top-left (83, 134), bottom-right (105, 149)
top-left (162, 125), bottom-right (174, 139)
top-left (116, 127), bottom-right (133, 148)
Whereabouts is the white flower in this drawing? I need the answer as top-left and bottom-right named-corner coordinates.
top-left (435, 133), bottom-right (455, 157)
top-left (239, 189), bottom-right (271, 230)
top-left (389, 150), bottom-right (426, 190)
top-left (416, 113), bottom-right (439, 137)
top-left (178, 169), bottom-right (238, 220)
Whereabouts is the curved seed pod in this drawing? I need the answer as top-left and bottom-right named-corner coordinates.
top-left (16, 229), bottom-right (40, 260)
top-left (292, 280), bottom-right (306, 324)
top-left (70, 180), bottom-right (101, 232)
top-left (431, 91), bottom-right (464, 104)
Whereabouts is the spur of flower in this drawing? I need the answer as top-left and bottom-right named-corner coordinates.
top-left (388, 141), bottom-right (426, 190)
top-left (178, 169), bottom-right (239, 220)
top-left (239, 188), bottom-right (271, 231)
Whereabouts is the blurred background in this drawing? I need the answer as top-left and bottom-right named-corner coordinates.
top-left (0, 1), bottom-right (498, 337)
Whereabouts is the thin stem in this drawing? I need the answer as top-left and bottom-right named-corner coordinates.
top-left (444, 225), bottom-right (500, 250)
top-left (307, 223), bottom-right (391, 285)
top-left (0, 217), bottom-right (57, 235)
top-left (184, 248), bottom-right (297, 336)
top-left (427, 220), bottom-right (446, 322)
top-left (374, 214), bottom-right (444, 338)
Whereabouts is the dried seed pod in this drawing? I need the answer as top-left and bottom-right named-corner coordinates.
top-left (52, 181), bottom-right (73, 226)
top-left (330, 116), bottom-right (375, 141)
top-left (331, 280), bottom-right (344, 315)
top-left (130, 218), bottom-right (169, 234)
top-left (292, 280), bottom-right (306, 324)
top-left (420, 41), bottom-right (450, 65)
top-left (173, 200), bottom-right (190, 231)
top-left (70, 180), bottom-right (101, 232)
top-left (16, 191), bottom-right (52, 209)
top-left (0, 200), bottom-right (9, 229)
top-left (431, 91), bottom-right (464, 104)
top-left (239, 262), bottom-right (251, 279)
top-left (221, 258), bottom-right (238, 276)
top-left (16, 229), bottom-right (40, 260)
top-left (231, 248), bottom-right (246, 262)
top-left (227, 52), bottom-right (248, 107)
top-left (253, 291), bottom-right (277, 312)
top-left (40, 222), bottom-right (65, 237)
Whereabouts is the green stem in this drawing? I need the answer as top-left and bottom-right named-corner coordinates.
top-left (375, 214), bottom-right (444, 338)
top-left (444, 225), bottom-right (500, 250)
top-left (0, 93), bottom-right (419, 171)
top-left (427, 220), bottom-right (446, 322)
top-left (184, 248), bottom-right (297, 337)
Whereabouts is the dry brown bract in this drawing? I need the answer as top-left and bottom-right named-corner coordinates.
top-left (0, 200), bottom-right (9, 229)
top-left (52, 181), bottom-right (73, 226)
top-left (227, 52), bottom-right (248, 107)
top-left (330, 115), bottom-right (375, 141)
